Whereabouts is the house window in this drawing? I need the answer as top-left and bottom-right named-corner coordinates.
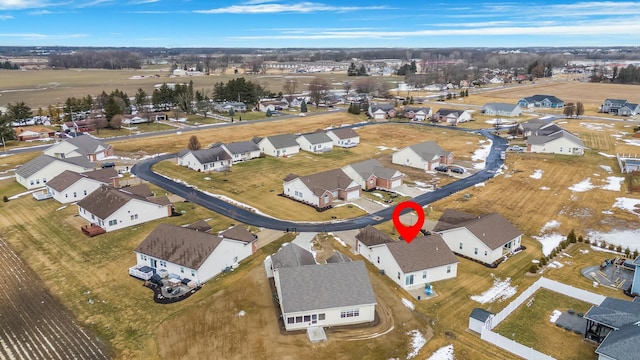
top-left (340, 309), bottom-right (360, 318)
top-left (397, 272), bottom-right (401, 280)
top-left (484, 250), bottom-right (488, 256)
top-left (474, 248), bottom-right (478, 255)
top-left (191, 270), bottom-right (196, 277)
top-left (233, 256), bottom-right (238, 263)
top-left (377, 256), bottom-right (380, 264)
top-left (406, 275), bottom-right (414, 286)
top-left (323, 194), bottom-right (329, 203)
top-left (43, 178), bottom-right (47, 183)
top-left (318, 313), bottom-right (325, 321)
top-left (459, 243), bottom-right (463, 250)
top-left (447, 265), bottom-right (451, 273)
top-left (73, 192), bottom-right (77, 198)
top-left (36, 179), bottom-right (40, 184)
top-left (140, 254), bottom-right (147, 260)
top-left (295, 316), bottom-right (303, 323)
top-left (65, 194), bottom-right (68, 198)
top-left (108, 219), bottom-right (117, 226)
top-left (91, 214), bottom-right (95, 220)
top-left (422, 271), bottom-right (427, 279)
top-left (304, 315), bottom-right (311, 322)
top-left (287, 317), bottom-right (294, 324)
top-left (159, 261), bottom-right (166, 267)
top-left (83, 189), bottom-right (87, 195)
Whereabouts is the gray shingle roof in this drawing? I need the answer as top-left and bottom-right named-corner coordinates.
top-left (520, 94), bottom-right (564, 104)
top-left (63, 136), bottom-right (110, 156)
top-left (271, 243), bottom-right (316, 269)
top-left (483, 103), bottom-right (520, 113)
top-left (185, 147), bottom-right (232, 164)
top-left (327, 127), bottom-right (359, 139)
top-left (434, 209), bottom-right (522, 250)
top-left (284, 169), bottom-right (357, 197)
top-left (76, 185), bottom-right (170, 219)
top-left (386, 234), bottom-right (458, 273)
top-left (325, 251), bottom-right (352, 264)
top-left (46, 167), bottom-right (116, 192)
top-left (185, 220), bottom-right (212, 232)
top-left (470, 308), bottom-right (493, 322)
top-left (265, 134), bottom-right (299, 149)
top-left (371, 103), bottom-right (395, 112)
top-left (584, 297), bottom-right (640, 329)
top-left (135, 223), bottom-right (223, 269)
top-left (435, 108), bottom-right (461, 116)
top-left (356, 225), bottom-right (395, 247)
top-left (346, 159), bottom-right (401, 181)
top-left (406, 141), bottom-right (451, 160)
top-left (15, 154), bottom-right (93, 178)
top-left (277, 261), bottom-right (377, 313)
top-left (298, 132), bottom-right (333, 145)
top-left (219, 225), bottom-right (256, 243)
top-left (223, 141), bottom-right (260, 154)
top-left (595, 323), bottom-right (640, 360)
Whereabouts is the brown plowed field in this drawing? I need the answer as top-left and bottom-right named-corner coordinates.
top-left (0, 237), bottom-right (110, 360)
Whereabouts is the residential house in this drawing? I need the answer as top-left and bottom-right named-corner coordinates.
top-left (601, 99), bottom-right (640, 116)
top-left (219, 225), bottom-right (259, 254)
top-left (61, 120), bottom-right (95, 133)
top-left (255, 134), bottom-right (300, 157)
top-left (392, 141), bottom-right (453, 171)
top-left (76, 184), bottom-right (172, 232)
top-left (342, 159), bottom-right (404, 191)
top-left (583, 297), bottom-right (640, 360)
top-left (282, 169), bottom-right (361, 209)
top-left (325, 128), bottom-right (360, 148)
top-left (354, 225), bottom-right (394, 260)
top-left (356, 227), bottom-right (459, 290)
top-left (131, 223), bottom-right (256, 285)
top-left (520, 119), bottom-right (585, 156)
top-left (220, 141), bottom-right (261, 163)
top-left (15, 154), bottom-right (95, 190)
top-left (214, 101), bottom-right (247, 113)
top-left (259, 100), bottom-right (289, 113)
top-left (517, 95), bottom-right (564, 108)
top-left (432, 108), bottom-right (473, 125)
top-left (402, 107), bottom-right (432, 121)
top-left (433, 209), bottom-right (523, 265)
top-left (296, 132), bottom-right (334, 153)
top-left (15, 127), bottom-right (56, 141)
top-left (482, 103), bottom-right (522, 117)
top-left (265, 244), bottom-right (377, 331)
top-left (368, 103), bottom-right (396, 121)
top-left (46, 168), bottom-right (119, 204)
top-left (177, 146), bottom-right (232, 172)
top-left (44, 136), bottom-right (113, 162)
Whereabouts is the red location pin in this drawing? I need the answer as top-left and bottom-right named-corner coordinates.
top-left (392, 201), bottom-right (425, 244)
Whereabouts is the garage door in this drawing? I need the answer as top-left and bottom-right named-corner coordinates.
top-left (391, 179), bottom-right (402, 188)
top-left (347, 189), bottom-right (360, 200)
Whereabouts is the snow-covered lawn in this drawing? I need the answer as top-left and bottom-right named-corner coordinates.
top-left (533, 233), bottom-right (565, 256)
top-left (568, 178), bottom-right (594, 192)
top-left (530, 169), bottom-right (543, 179)
top-left (549, 310), bottom-right (562, 323)
top-left (402, 298), bottom-right (415, 311)
top-left (540, 220), bottom-right (561, 233)
top-left (427, 344), bottom-right (454, 360)
top-left (568, 177), bottom-right (624, 192)
top-left (587, 229), bottom-right (640, 252)
top-left (612, 197), bottom-right (640, 216)
top-left (601, 177), bottom-right (625, 191)
top-left (470, 275), bottom-right (517, 304)
top-left (406, 330), bottom-right (426, 359)
top-left (472, 139), bottom-right (492, 170)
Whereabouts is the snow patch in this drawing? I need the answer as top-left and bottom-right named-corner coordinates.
top-left (590, 245), bottom-right (623, 254)
top-left (427, 344), bottom-right (454, 360)
top-left (402, 298), bottom-right (415, 311)
top-left (598, 152), bottom-right (615, 158)
top-left (237, 310), bottom-right (246, 317)
top-left (377, 145), bottom-right (398, 151)
top-left (470, 275), bottom-right (517, 304)
top-left (599, 164), bottom-right (613, 173)
top-left (612, 197), bottom-right (640, 215)
top-left (547, 261), bottom-right (564, 269)
top-left (472, 139), bottom-right (492, 170)
top-left (549, 310), bottom-right (562, 323)
top-left (530, 169), bottom-right (543, 179)
top-left (541, 220), bottom-right (561, 233)
top-left (533, 233), bottom-right (565, 256)
top-left (328, 232), bottom-right (347, 247)
top-left (601, 176), bottom-right (625, 191)
top-left (587, 229), bottom-right (640, 252)
top-left (568, 178), bottom-right (595, 192)
top-left (540, 186), bottom-right (550, 190)
top-left (406, 330), bottom-right (426, 359)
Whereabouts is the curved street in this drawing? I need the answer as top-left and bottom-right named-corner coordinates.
top-left (132, 124), bottom-right (508, 231)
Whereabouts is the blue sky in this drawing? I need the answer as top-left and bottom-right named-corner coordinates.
top-left (1, 1), bottom-right (640, 48)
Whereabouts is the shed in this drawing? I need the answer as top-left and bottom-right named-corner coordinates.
top-left (469, 308), bottom-right (493, 334)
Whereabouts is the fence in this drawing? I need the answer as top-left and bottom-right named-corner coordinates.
top-left (479, 277), bottom-right (606, 359)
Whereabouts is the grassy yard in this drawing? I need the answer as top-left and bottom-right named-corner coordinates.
top-left (495, 288), bottom-right (597, 360)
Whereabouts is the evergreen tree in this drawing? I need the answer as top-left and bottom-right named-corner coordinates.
top-left (300, 100), bottom-right (308, 113)
top-left (266, 109), bottom-right (272, 117)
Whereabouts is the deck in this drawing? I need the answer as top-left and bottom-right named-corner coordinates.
top-left (81, 224), bottom-right (106, 237)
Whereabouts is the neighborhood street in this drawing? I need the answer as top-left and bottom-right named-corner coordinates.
top-left (131, 124), bottom-right (508, 231)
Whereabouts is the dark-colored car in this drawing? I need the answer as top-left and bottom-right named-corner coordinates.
top-left (101, 162), bottom-right (116, 168)
top-left (434, 166), bottom-right (449, 172)
top-left (451, 168), bottom-right (464, 174)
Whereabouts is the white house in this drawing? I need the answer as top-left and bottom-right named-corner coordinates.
top-left (434, 209), bottom-right (523, 265)
top-left (43, 136), bottom-right (114, 162)
top-left (267, 242), bottom-right (377, 332)
top-left (432, 108), bottom-right (473, 125)
top-left (220, 141), bottom-right (261, 163)
top-left (355, 225), bottom-right (395, 260)
top-left (342, 159), bottom-right (404, 191)
top-left (296, 132), bottom-right (334, 153)
top-left (325, 128), bottom-right (360, 148)
top-left (15, 154), bottom-right (94, 190)
top-left (46, 168), bottom-right (119, 204)
top-left (356, 227), bottom-right (459, 290)
top-left (131, 223), bottom-right (257, 285)
top-left (402, 107), bottom-right (432, 121)
top-left (177, 146), bottom-right (232, 172)
top-left (76, 185), bottom-right (172, 232)
top-left (259, 100), bottom-right (289, 112)
top-left (255, 134), bottom-right (300, 157)
top-left (282, 169), bottom-right (361, 208)
top-left (392, 141), bottom-right (453, 171)
top-left (482, 103), bottom-right (522, 117)
top-left (520, 119), bottom-right (585, 156)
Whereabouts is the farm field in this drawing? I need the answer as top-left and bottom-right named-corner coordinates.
top-left (1, 81), bottom-right (640, 359)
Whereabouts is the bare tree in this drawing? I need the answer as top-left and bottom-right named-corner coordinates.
top-left (563, 103), bottom-right (575, 118)
top-left (282, 79), bottom-right (299, 102)
top-left (110, 114), bottom-right (123, 130)
top-left (308, 77), bottom-right (330, 107)
top-left (188, 135), bottom-right (201, 151)
top-left (576, 102), bottom-right (585, 118)
top-left (343, 81), bottom-right (352, 97)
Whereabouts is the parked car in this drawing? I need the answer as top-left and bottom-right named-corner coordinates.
top-left (434, 166), bottom-right (449, 173)
top-left (508, 145), bottom-right (524, 152)
top-left (450, 167), bottom-right (464, 174)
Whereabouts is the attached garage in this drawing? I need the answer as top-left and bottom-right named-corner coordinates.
top-left (346, 189), bottom-right (360, 200)
top-left (391, 178), bottom-right (402, 188)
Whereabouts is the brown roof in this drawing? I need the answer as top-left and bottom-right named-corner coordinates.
top-left (46, 168), bottom-right (118, 192)
top-left (355, 225), bottom-right (395, 247)
top-left (328, 127), bottom-right (359, 139)
top-left (135, 223), bottom-right (223, 269)
top-left (185, 220), bottom-right (212, 232)
top-left (386, 234), bottom-right (458, 273)
top-left (434, 209), bottom-right (522, 250)
top-left (284, 168), bottom-right (357, 197)
top-left (123, 184), bottom-right (154, 198)
top-left (271, 243), bottom-right (316, 269)
top-left (76, 185), bottom-right (170, 219)
top-left (219, 225), bottom-right (256, 243)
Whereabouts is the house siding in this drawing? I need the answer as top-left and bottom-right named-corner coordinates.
top-left (48, 178), bottom-right (104, 204)
top-left (529, 137), bottom-right (585, 156)
top-left (281, 304), bottom-right (376, 331)
top-left (259, 139), bottom-right (300, 157)
top-left (195, 239), bottom-right (254, 284)
top-left (326, 132), bottom-right (359, 148)
top-left (17, 161), bottom-right (90, 190)
top-left (296, 137), bottom-right (333, 153)
top-left (392, 148), bottom-right (436, 171)
top-left (283, 178), bottom-right (322, 207)
top-left (78, 199), bottom-right (170, 232)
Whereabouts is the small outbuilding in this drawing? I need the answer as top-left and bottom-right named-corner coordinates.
top-left (469, 308), bottom-right (493, 334)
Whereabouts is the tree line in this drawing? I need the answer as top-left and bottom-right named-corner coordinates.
top-left (48, 50), bottom-right (141, 69)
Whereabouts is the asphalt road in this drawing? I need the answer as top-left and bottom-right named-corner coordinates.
top-left (131, 123), bottom-right (508, 231)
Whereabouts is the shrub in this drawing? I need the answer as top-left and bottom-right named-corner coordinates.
top-left (633, 250), bottom-right (639, 259)
top-left (529, 264), bottom-right (538, 273)
top-left (584, 239), bottom-right (590, 245)
top-left (2, 195), bottom-right (8, 202)
top-left (609, 244), bottom-right (616, 251)
top-left (600, 241), bottom-right (607, 249)
top-left (625, 247), bottom-right (631, 257)
top-left (616, 245), bottom-right (623, 253)
top-left (567, 229), bottom-right (577, 243)
top-left (578, 235), bottom-right (584, 243)
top-left (540, 257), bottom-right (548, 266)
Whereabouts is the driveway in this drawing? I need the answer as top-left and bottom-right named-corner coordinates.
top-left (350, 197), bottom-right (389, 214)
top-left (394, 184), bottom-right (428, 198)
top-left (292, 232), bottom-right (318, 253)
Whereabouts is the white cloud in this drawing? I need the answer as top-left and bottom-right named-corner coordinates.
top-left (0, 14), bottom-right (14, 19)
top-left (0, 32), bottom-right (88, 39)
top-left (195, 2), bottom-right (388, 14)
